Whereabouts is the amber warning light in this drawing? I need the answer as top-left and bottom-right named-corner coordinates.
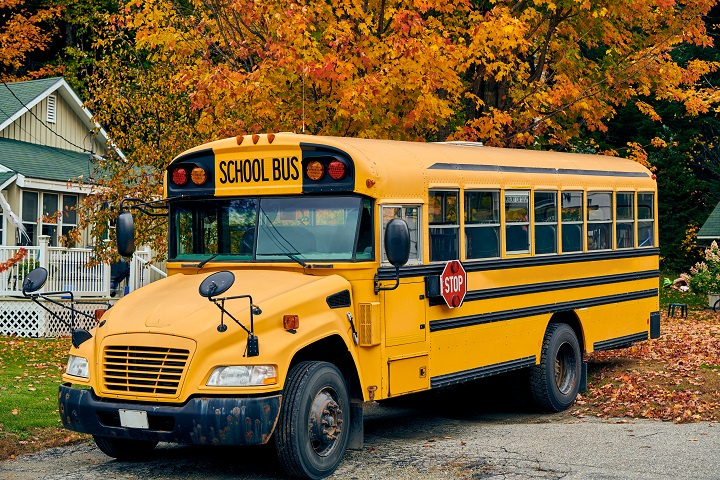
top-left (283, 314), bottom-right (299, 331)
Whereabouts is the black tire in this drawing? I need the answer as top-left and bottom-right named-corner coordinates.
top-left (274, 361), bottom-right (350, 479)
top-left (529, 323), bottom-right (581, 412)
top-left (92, 435), bottom-right (158, 460)
top-left (714, 299), bottom-right (720, 313)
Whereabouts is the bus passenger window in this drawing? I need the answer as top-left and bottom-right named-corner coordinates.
top-left (429, 191), bottom-right (459, 262)
top-left (616, 192), bottom-right (635, 249)
top-left (505, 190), bottom-right (530, 254)
top-left (638, 193), bottom-right (655, 247)
top-left (465, 191), bottom-right (499, 259)
top-left (587, 192), bottom-right (612, 250)
top-left (382, 206), bottom-right (421, 264)
top-left (561, 191), bottom-right (583, 253)
top-left (356, 199), bottom-right (374, 259)
top-left (534, 191), bottom-right (557, 255)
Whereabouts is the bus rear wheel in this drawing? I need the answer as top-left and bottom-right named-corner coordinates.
top-left (92, 435), bottom-right (158, 460)
top-left (274, 361), bottom-right (350, 479)
top-left (530, 323), bottom-right (581, 412)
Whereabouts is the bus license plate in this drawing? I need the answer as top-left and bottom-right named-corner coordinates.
top-left (119, 409), bottom-right (149, 429)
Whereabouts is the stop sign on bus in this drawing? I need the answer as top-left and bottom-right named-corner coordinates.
top-left (440, 260), bottom-right (467, 308)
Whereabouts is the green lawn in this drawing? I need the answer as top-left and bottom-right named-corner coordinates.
top-left (0, 337), bottom-right (71, 439)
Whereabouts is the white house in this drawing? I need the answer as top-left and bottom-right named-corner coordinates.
top-left (0, 77), bottom-right (161, 337)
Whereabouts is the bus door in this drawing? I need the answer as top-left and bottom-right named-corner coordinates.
top-left (380, 205), bottom-right (429, 396)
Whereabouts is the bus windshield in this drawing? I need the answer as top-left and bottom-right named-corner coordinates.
top-left (170, 196), bottom-right (374, 262)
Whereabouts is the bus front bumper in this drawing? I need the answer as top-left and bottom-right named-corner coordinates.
top-left (58, 384), bottom-right (281, 446)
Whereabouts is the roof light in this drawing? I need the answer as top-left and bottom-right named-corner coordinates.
top-left (306, 161), bottom-right (324, 181)
top-left (191, 166), bottom-right (208, 185)
top-left (328, 160), bottom-right (346, 180)
top-left (171, 167), bottom-right (188, 185)
top-left (252, 134), bottom-right (260, 144)
top-left (268, 133), bottom-right (275, 144)
top-left (236, 135), bottom-right (244, 145)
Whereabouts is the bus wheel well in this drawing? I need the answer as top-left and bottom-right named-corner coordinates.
top-left (549, 311), bottom-right (585, 353)
top-left (289, 335), bottom-right (363, 402)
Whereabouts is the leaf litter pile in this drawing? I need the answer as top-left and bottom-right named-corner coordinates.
top-left (580, 309), bottom-right (720, 422)
top-left (2, 310), bottom-right (719, 461)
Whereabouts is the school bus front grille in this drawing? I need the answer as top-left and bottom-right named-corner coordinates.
top-left (102, 346), bottom-right (190, 396)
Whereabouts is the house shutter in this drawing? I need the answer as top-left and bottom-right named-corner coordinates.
top-left (46, 94), bottom-right (56, 123)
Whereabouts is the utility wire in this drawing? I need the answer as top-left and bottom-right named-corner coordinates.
top-left (1, 80), bottom-right (96, 155)
top-left (0, 104), bottom-right (88, 161)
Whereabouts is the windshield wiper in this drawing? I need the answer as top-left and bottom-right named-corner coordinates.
top-left (257, 252), bottom-right (308, 268)
top-left (181, 253), bottom-right (220, 269)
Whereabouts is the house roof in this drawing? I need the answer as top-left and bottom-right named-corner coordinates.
top-left (699, 202), bottom-right (720, 241)
top-left (0, 138), bottom-right (93, 183)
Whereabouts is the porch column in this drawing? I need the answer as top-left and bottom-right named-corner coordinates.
top-left (38, 235), bottom-right (50, 290)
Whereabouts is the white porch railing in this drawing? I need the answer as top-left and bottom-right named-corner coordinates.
top-left (0, 237), bottom-right (166, 299)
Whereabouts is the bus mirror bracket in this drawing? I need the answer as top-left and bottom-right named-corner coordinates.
top-left (375, 218), bottom-right (411, 294)
top-left (199, 271), bottom-right (262, 357)
top-left (116, 197), bottom-right (170, 258)
top-left (22, 267), bottom-right (98, 348)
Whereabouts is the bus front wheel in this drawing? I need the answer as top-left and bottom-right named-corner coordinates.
top-left (529, 323), bottom-right (581, 412)
top-left (275, 361), bottom-right (350, 479)
top-left (92, 435), bottom-right (157, 460)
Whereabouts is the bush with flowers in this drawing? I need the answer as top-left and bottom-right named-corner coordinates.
top-left (681, 241), bottom-right (720, 295)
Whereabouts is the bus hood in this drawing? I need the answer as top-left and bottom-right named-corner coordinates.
top-left (100, 270), bottom-right (351, 336)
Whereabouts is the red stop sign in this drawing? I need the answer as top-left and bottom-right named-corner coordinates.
top-left (440, 260), bottom-right (467, 308)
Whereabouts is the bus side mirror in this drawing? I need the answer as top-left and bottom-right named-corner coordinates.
top-left (22, 267), bottom-right (48, 295)
top-left (385, 218), bottom-right (410, 268)
top-left (116, 212), bottom-right (136, 258)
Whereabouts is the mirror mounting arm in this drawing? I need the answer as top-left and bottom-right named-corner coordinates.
top-left (207, 293), bottom-right (261, 357)
top-left (374, 266), bottom-right (401, 294)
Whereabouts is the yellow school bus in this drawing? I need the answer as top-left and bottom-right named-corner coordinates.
top-left (57, 133), bottom-right (660, 479)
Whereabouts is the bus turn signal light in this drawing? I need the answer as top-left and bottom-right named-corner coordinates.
top-left (283, 314), bottom-right (299, 331)
top-left (191, 167), bottom-right (208, 185)
top-left (306, 161), bottom-right (324, 180)
top-left (328, 160), bottom-right (346, 180)
top-left (171, 167), bottom-right (188, 185)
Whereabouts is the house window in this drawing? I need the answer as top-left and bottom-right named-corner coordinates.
top-left (561, 191), bottom-right (584, 253)
top-left (587, 192), bottom-right (612, 250)
top-left (638, 192), bottom-right (655, 247)
top-left (465, 190), bottom-right (499, 259)
top-left (21, 191), bottom-right (38, 246)
top-left (62, 195), bottom-right (78, 245)
top-left (382, 205), bottom-right (421, 264)
top-left (20, 191), bottom-right (79, 246)
top-left (616, 192), bottom-right (635, 249)
top-left (534, 191), bottom-right (557, 255)
top-left (505, 190), bottom-right (530, 254)
top-left (429, 190), bottom-right (459, 261)
top-left (47, 94), bottom-right (57, 123)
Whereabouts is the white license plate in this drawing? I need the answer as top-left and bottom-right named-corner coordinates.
top-left (118, 409), bottom-right (149, 429)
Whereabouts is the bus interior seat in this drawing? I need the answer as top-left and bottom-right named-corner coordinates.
top-left (535, 225), bottom-right (556, 254)
top-left (562, 224), bottom-right (582, 252)
top-left (469, 227), bottom-right (498, 258)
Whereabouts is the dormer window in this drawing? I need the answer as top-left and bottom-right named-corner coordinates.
top-left (46, 94), bottom-right (56, 123)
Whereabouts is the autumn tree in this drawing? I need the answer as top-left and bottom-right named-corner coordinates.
top-left (64, 0), bottom-right (720, 260)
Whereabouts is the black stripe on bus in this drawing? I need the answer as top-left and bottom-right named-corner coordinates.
top-left (429, 288), bottom-right (658, 333)
top-left (593, 332), bottom-right (649, 351)
top-left (376, 248), bottom-right (660, 280)
top-left (463, 270), bottom-right (659, 303)
top-left (430, 356), bottom-right (536, 389)
top-left (429, 162), bottom-right (651, 178)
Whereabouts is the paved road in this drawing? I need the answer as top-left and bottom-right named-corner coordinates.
top-left (2, 383), bottom-right (718, 479)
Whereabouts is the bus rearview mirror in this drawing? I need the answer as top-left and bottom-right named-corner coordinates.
top-left (22, 267), bottom-right (48, 295)
top-left (385, 218), bottom-right (410, 268)
top-left (116, 212), bottom-right (136, 257)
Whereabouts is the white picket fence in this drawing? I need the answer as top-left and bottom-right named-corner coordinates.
top-left (0, 235), bottom-right (167, 337)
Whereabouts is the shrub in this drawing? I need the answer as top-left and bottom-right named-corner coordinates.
top-left (682, 241), bottom-right (720, 295)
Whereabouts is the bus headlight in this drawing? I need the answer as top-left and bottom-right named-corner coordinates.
top-left (206, 365), bottom-right (277, 386)
top-left (66, 355), bottom-right (89, 379)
